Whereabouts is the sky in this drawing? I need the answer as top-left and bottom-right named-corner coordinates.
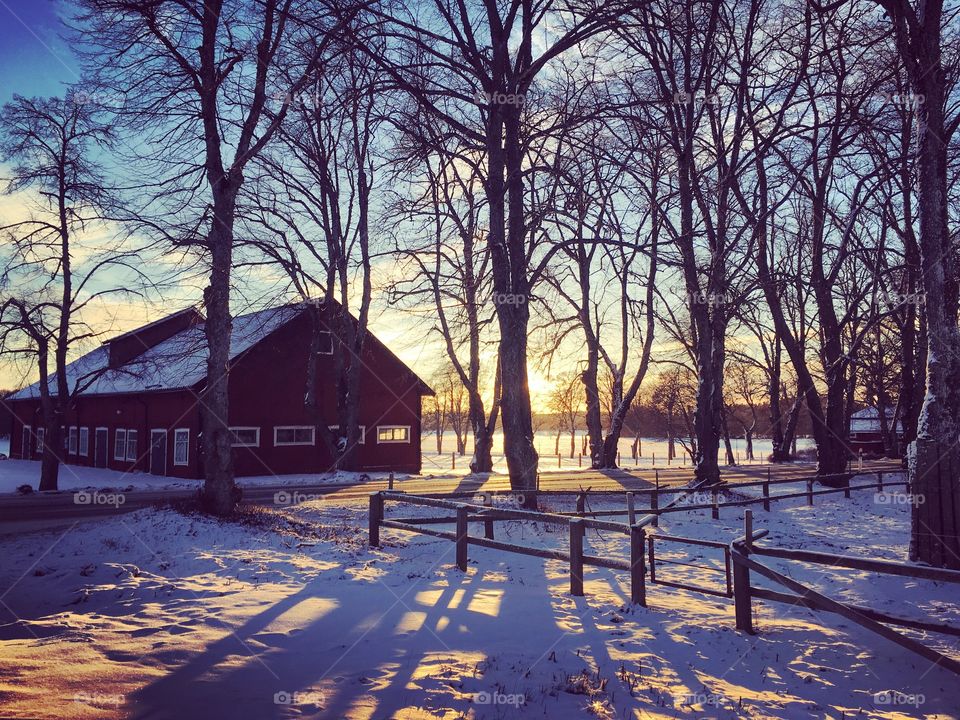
top-left (0, 1), bottom-right (78, 105)
top-left (0, 0), bottom-right (621, 411)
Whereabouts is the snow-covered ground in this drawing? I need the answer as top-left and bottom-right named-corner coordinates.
top-left (0, 475), bottom-right (955, 719)
top-left (0, 459), bottom-right (399, 495)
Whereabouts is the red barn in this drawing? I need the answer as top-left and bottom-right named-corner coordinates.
top-left (6, 303), bottom-right (432, 478)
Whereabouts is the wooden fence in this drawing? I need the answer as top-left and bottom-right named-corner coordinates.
top-left (368, 470), bottom-right (910, 607)
top-left (370, 490), bottom-right (654, 603)
top-left (731, 509), bottom-right (960, 676)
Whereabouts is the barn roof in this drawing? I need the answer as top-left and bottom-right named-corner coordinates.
top-left (8, 305), bottom-right (306, 400)
top-left (850, 407), bottom-right (902, 433)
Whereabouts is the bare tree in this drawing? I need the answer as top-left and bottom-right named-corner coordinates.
top-left (371, 0), bottom-right (634, 504)
top-left (72, 0), bottom-right (354, 514)
top-left (0, 92), bottom-right (142, 490)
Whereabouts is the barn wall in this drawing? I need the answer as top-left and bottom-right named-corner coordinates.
top-left (9, 391), bottom-right (202, 479)
top-left (225, 312), bottom-right (424, 477)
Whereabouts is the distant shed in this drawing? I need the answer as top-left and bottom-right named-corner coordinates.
top-left (849, 407), bottom-right (903, 455)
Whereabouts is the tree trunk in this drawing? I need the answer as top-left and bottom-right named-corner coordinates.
top-left (200, 188), bottom-right (240, 516)
top-left (907, 36), bottom-right (960, 567)
top-left (487, 104), bottom-right (537, 504)
top-left (768, 339), bottom-right (788, 461)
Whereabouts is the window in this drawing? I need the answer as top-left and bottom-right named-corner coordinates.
top-left (316, 330), bottom-right (333, 355)
top-left (173, 429), bottom-right (190, 466)
top-left (275, 426), bottom-right (315, 446)
top-left (79, 427), bottom-right (89, 456)
top-left (68, 427), bottom-right (78, 455)
top-left (328, 425), bottom-right (365, 445)
top-left (36, 427), bottom-right (45, 452)
top-left (126, 430), bottom-right (138, 461)
top-left (230, 427), bottom-right (260, 447)
top-left (377, 425), bottom-right (410, 444)
top-left (114, 429), bottom-right (127, 460)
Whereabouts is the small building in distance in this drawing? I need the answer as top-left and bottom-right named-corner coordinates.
top-left (849, 407), bottom-right (903, 456)
top-left (6, 303), bottom-right (432, 477)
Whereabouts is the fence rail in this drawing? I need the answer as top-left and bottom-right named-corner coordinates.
top-left (730, 509), bottom-right (960, 676)
top-left (370, 491), bottom-right (653, 604)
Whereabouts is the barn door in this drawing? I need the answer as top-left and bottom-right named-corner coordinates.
top-left (150, 430), bottom-right (167, 475)
top-left (94, 428), bottom-right (108, 468)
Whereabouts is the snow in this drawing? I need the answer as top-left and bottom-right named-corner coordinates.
top-left (0, 475), bottom-right (957, 718)
top-left (0, 459), bottom-right (400, 494)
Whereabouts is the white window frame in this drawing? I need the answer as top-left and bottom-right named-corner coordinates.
top-left (173, 428), bottom-right (190, 466)
top-left (114, 428), bottom-right (127, 461)
top-left (79, 427), bottom-right (89, 456)
top-left (229, 426), bottom-right (260, 447)
top-left (274, 426), bottom-right (315, 447)
top-left (125, 429), bottom-right (138, 461)
top-left (316, 330), bottom-right (333, 355)
top-left (36, 427), bottom-right (45, 452)
top-left (377, 425), bottom-right (410, 444)
top-left (68, 426), bottom-right (78, 455)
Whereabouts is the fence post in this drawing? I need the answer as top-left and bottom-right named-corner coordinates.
top-left (456, 506), bottom-right (468, 571)
top-left (579, 453), bottom-right (582, 468)
top-left (626, 492), bottom-right (636, 525)
top-left (452, 452), bottom-right (456, 470)
top-left (388, 472), bottom-right (394, 491)
top-left (858, 448), bottom-right (863, 471)
top-left (569, 519), bottom-right (584, 596)
top-left (576, 492), bottom-right (586, 516)
top-left (617, 451), bottom-right (621, 465)
top-left (630, 524), bottom-right (646, 606)
top-left (733, 510), bottom-right (754, 633)
top-left (483, 494), bottom-right (494, 540)
top-left (652, 471), bottom-right (660, 527)
top-left (877, 471), bottom-right (884, 491)
top-left (763, 468), bottom-right (771, 512)
top-left (806, 478), bottom-right (814, 506)
top-left (369, 492), bottom-right (383, 548)
top-left (652, 452), bottom-right (656, 467)
top-left (558, 453), bottom-right (562, 468)
top-left (712, 487), bottom-right (720, 520)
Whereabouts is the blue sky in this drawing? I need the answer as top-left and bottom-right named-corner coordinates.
top-left (0, 0), bottom-right (78, 104)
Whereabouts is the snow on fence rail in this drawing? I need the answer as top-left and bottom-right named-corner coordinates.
top-left (731, 510), bottom-right (960, 677)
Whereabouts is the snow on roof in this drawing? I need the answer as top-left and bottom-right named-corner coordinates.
top-left (8, 305), bottom-right (304, 400)
top-left (850, 407), bottom-right (902, 433)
